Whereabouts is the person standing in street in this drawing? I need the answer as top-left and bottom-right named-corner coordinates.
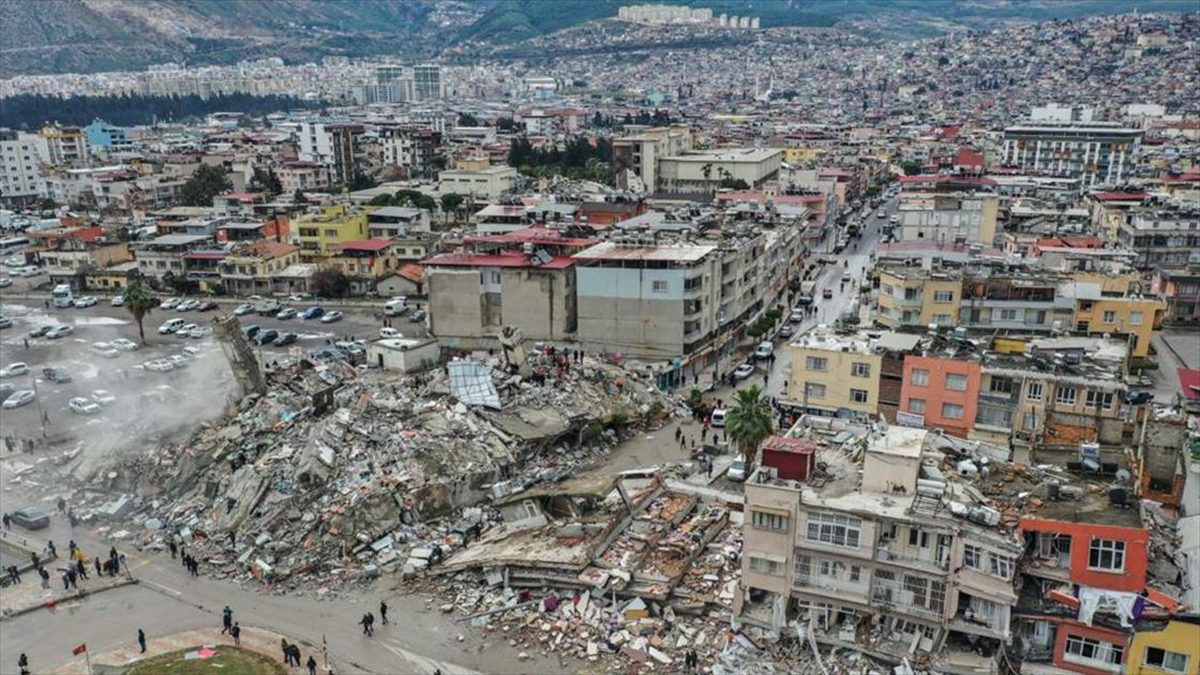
top-left (221, 605), bottom-right (233, 634)
top-left (230, 622), bottom-right (241, 646)
top-left (18, 653), bottom-right (29, 675)
top-left (138, 629), bottom-right (147, 653)
top-left (307, 655), bottom-right (318, 675)
top-left (169, 541), bottom-right (177, 559)
top-left (380, 600), bottom-right (389, 625)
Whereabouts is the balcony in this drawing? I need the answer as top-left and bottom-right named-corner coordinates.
top-left (875, 546), bottom-right (950, 576)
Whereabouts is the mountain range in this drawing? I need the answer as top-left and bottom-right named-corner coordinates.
top-left (0, 0), bottom-right (1194, 77)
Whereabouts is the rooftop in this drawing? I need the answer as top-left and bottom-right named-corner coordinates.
top-left (464, 226), bottom-right (597, 247)
top-left (423, 251), bottom-right (575, 270)
top-left (333, 239), bottom-right (394, 253)
top-left (791, 327), bottom-right (877, 355)
top-left (572, 241), bottom-right (718, 263)
top-left (667, 148), bottom-right (782, 163)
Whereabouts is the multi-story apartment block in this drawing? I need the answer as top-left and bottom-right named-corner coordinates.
top-left (277, 160), bottom-right (331, 195)
top-left (83, 119), bottom-right (131, 154)
top-left (366, 206), bottom-right (431, 239)
top-left (326, 240), bottom-right (400, 294)
top-left (1151, 265), bottom-right (1200, 325)
top-left (36, 125), bottom-right (89, 167)
top-left (737, 425), bottom-right (1023, 674)
top-left (131, 233), bottom-right (212, 280)
top-left (787, 328), bottom-right (883, 421)
top-left (1116, 205), bottom-right (1200, 271)
top-left (899, 354), bottom-right (982, 439)
top-left (0, 127), bottom-right (44, 206)
top-left (438, 165), bottom-right (517, 201)
top-left (298, 122), bottom-right (365, 186)
top-left (374, 123), bottom-right (441, 180)
top-left (611, 126), bottom-right (694, 193)
top-left (412, 64), bottom-right (442, 100)
top-left (894, 176), bottom-right (999, 246)
top-left (1001, 122), bottom-right (1143, 188)
top-left (877, 267), bottom-right (965, 330)
top-left (656, 149), bottom-right (783, 194)
top-left (218, 240), bottom-right (301, 296)
top-left (294, 205), bottom-right (368, 257)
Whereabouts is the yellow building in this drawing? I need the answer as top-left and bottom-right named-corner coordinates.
top-left (295, 205), bottom-right (369, 258)
top-left (780, 147), bottom-right (824, 165)
top-left (1126, 619), bottom-right (1200, 675)
top-left (219, 240), bottom-right (301, 296)
top-left (787, 328), bottom-right (882, 420)
top-left (876, 269), bottom-right (962, 329)
top-left (1073, 294), bottom-right (1166, 358)
top-left (326, 239), bottom-right (399, 294)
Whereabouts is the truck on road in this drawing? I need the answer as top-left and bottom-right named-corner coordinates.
top-left (52, 284), bottom-right (73, 308)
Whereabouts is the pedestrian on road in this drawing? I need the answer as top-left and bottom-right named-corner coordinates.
top-left (231, 622), bottom-right (241, 646)
top-left (18, 653), bottom-right (29, 675)
top-left (76, 558), bottom-right (88, 579)
top-left (47, 540), bottom-right (56, 558)
top-left (56, 497), bottom-right (66, 514)
top-left (280, 639), bottom-right (290, 664)
top-left (6, 565), bottom-right (19, 585)
top-left (221, 606), bottom-right (233, 634)
top-left (38, 567), bottom-right (49, 589)
top-left (380, 600), bottom-right (389, 625)
top-left (361, 612), bottom-right (374, 636)
top-left (30, 552), bottom-right (39, 569)
top-left (2, 513), bottom-right (10, 529)
top-left (68, 540), bottom-right (77, 556)
top-left (138, 629), bottom-right (147, 653)
top-left (287, 644), bottom-right (301, 666)
top-left (93, 557), bottom-right (102, 578)
top-left (306, 654), bottom-right (318, 675)
top-left (67, 568), bottom-right (77, 589)
top-left (168, 541), bottom-right (177, 559)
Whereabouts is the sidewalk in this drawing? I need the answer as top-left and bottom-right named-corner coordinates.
top-left (0, 569), bottom-right (135, 619)
top-left (48, 625), bottom-right (338, 674)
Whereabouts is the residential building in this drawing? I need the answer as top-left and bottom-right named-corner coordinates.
top-left (29, 226), bottom-right (131, 272)
top-left (413, 64), bottom-right (442, 100)
top-left (1125, 618), bottom-right (1200, 675)
top-left (36, 125), bottom-right (89, 167)
top-left (1151, 265), bottom-right (1200, 325)
top-left (438, 165), bottom-right (517, 201)
top-left (423, 250), bottom-right (576, 346)
top-left (655, 149), bottom-right (783, 194)
top-left (298, 122), bottom-right (365, 185)
top-left (1070, 289), bottom-right (1166, 358)
top-left (294, 204), bottom-right (368, 257)
top-left (787, 328), bottom-right (882, 421)
top-left (1001, 122), bottom-right (1143, 188)
top-left (1116, 205), bottom-right (1200, 271)
top-left (877, 267), bottom-right (964, 330)
top-left (278, 160), bottom-right (331, 195)
top-left (82, 119), bottom-right (131, 153)
top-left (131, 234), bottom-right (212, 280)
top-left (0, 127), bottom-right (43, 206)
top-left (366, 206), bottom-right (431, 238)
top-left (894, 176), bottom-right (1000, 246)
top-left (218, 240), bottom-right (302, 296)
top-left (326, 240), bottom-right (399, 294)
top-left (611, 126), bottom-right (694, 193)
top-left (899, 354), bottom-right (981, 439)
top-left (375, 124), bottom-right (441, 180)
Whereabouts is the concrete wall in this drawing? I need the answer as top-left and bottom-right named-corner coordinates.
top-left (575, 266), bottom-right (692, 358)
top-left (428, 268), bottom-right (484, 337)
top-left (500, 267), bottom-right (575, 341)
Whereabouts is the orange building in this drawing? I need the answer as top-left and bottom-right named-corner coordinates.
top-left (898, 354), bottom-right (981, 438)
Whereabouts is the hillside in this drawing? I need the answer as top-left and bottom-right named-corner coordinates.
top-left (0, 0), bottom-right (1195, 76)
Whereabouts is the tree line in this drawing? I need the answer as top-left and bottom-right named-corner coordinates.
top-left (506, 135), bottom-right (613, 184)
top-left (0, 93), bottom-right (319, 129)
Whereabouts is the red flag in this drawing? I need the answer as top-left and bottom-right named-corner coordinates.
top-left (72, 643), bottom-right (87, 655)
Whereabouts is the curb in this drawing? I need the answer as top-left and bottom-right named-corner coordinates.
top-left (0, 577), bottom-right (137, 621)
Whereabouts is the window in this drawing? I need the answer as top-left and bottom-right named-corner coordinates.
top-left (848, 565), bottom-right (861, 583)
top-left (963, 545), bottom-right (982, 569)
top-left (1089, 538), bottom-right (1125, 572)
top-left (1085, 390), bottom-right (1114, 410)
top-left (1055, 386), bottom-right (1077, 405)
top-left (908, 529), bottom-right (930, 548)
top-left (851, 362), bottom-right (871, 378)
top-left (1027, 382), bottom-right (1044, 401)
top-left (805, 382), bottom-right (826, 399)
top-left (1102, 310), bottom-right (1116, 324)
top-left (946, 373), bottom-right (968, 391)
top-left (908, 398), bottom-right (927, 414)
top-left (999, 308), bottom-right (1018, 321)
top-left (934, 290), bottom-right (953, 303)
top-left (989, 554), bottom-right (1013, 579)
top-left (748, 555), bottom-right (786, 577)
top-left (1129, 311), bottom-right (1143, 326)
top-left (1065, 634), bottom-right (1123, 669)
top-left (932, 313), bottom-right (952, 325)
top-left (651, 280), bottom-right (668, 293)
top-left (1023, 411), bottom-right (1038, 430)
top-left (1144, 647), bottom-right (1190, 674)
top-left (911, 368), bottom-right (929, 386)
top-left (989, 377), bottom-right (1014, 395)
top-left (751, 510), bottom-right (788, 531)
top-left (806, 513), bottom-right (862, 548)
top-left (850, 389), bottom-right (869, 404)
top-left (806, 356), bottom-right (828, 372)
top-left (942, 402), bottom-right (965, 420)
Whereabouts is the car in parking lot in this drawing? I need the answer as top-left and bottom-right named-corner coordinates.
top-left (727, 459), bottom-right (750, 482)
top-left (91, 342), bottom-right (119, 358)
top-left (380, 327), bottom-right (403, 339)
top-left (184, 325), bottom-right (212, 338)
top-left (158, 318), bottom-right (186, 334)
top-left (0, 383), bottom-right (13, 403)
top-left (301, 306), bottom-right (325, 320)
top-left (233, 303), bottom-right (256, 315)
top-left (409, 309), bottom-right (426, 323)
top-left (110, 295), bottom-right (125, 306)
top-left (46, 325), bottom-right (74, 339)
top-left (273, 332), bottom-right (298, 347)
top-left (159, 297), bottom-right (180, 310)
top-left (28, 325), bottom-right (52, 338)
top-left (69, 397), bottom-right (100, 415)
top-left (167, 355), bottom-right (190, 369)
top-left (144, 359), bottom-right (175, 373)
top-left (8, 506), bottom-right (50, 530)
top-left (710, 408), bottom-right (727, 428)
top-left (111, 338), bottom-right (139, 351)
top-left (2, 390), bottom-right (35, 409)
top-left (275, 307), bottom-right (297, 320)
top-left (256, 328), bottom-right (279, 345)
top-left (73, 295), bottom-right (98, 308)
top-left (92, 390), bottom-right (116, 405)
top-left (177, 299), bottom-right (201, 311)
top-left (255, 299), bottom-right (283, 315)
top-left (320, 310), bottom-right (344, 324)
top-left (733, 363), bottom-right (756, 380)
top-left (42, 366), bottom-right (72, 383)
top-left (0, 316), bottom-right (10, 329)
top-left (1, 362), bottom-right (30, 377)
top-left (0, 277), bottom-right (11, 288)
top-left (178, 323), bottom-right (199, 336)
top-left (197, 300), bottom-right (219, 312)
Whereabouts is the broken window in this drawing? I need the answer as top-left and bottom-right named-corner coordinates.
top-left (989, 553), bottom-right (1014, 579)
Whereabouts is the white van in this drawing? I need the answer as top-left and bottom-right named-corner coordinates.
top-left (379, 327), bottom-right (403, 339)
top-left (754, 341), bottom-right (774, 360)
top-left (383, 297), bottom-right (409, 316)
top-left (158, 318), bottom-right (187, 334)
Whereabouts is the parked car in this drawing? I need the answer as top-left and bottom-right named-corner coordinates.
top-left (1124, 390), bottom-right (1154, 405)
top-left (256, 328), bottom-right (279, 345)
top-left (42, 367), bottom-right (71, 383)
top-left (92, 390), bottom-right (116, 405)
top-left (143, 359), bottom-right (174, 373)
top-left (158, 318), bottom-right (186, 334)
top-left (167, 355), bottom-right (190, 368)
top-left (0, 277), bottom-right (11, 288)
top-left (159, 297), bottom-right (180, 310)
top-left (779, 325), bottom-right (794, 338)
top-left (8, 506), bottom-right (50, 530)
top-left (233, 303), bottom-right (256, 316)
top-left (823, 288), bottom-right (834, 299)
top-left (73, 295), bottom-right (98, 308)
top-left (0, 316), bottom-right (11, 329)
top-left (2, 390), bottom-right (35, 409)
top-left (255, 299), bottom-right (282, 315)
top-left (733, 363), bottom-right (756, 380)
top-left (177, 299), bottom-right (201, 311)
top-left (46, 325), bottom-right (74, 339)
top-left (790, 308), bottom-right (805, 323)
top-left (0, 362), bottom-right (30, 377)
top-left (409, 309), bottom-right (426, 323)
top-left (28, 325), bottom-right (52, 338)
top-left (727, 459), bottom-right (750, 482)
top-left (320, 310), bottom-right (344, 324)
top-left (384, 297), bottom-right (409, 316)
top-left (110, 295), bottom-right (125, 306)
top-left (69, 397), bottom-right (100, 415)
top-left (111, 338), bottom-right (139, 351)
top-left (273, 332), bottom-right (298, 347)
top-left (185, 325), bottom-right (212, 339)
top-left (182, 345), bottom-right (203, 356)
top-left (275, 307), bottom-right (298, 320)
top-left (754, 341), bottom-right (774, 360)
top-left (91, 342), bottom-right (119, 358)
top-left (710, 408), bottom-right (727, 428)
top-left (243, 325), bottom-right (261, 339)
top-left (0, 383), bottom-right (13, 403)
top-left (197, 300), bottom-right (219, 312)
top-left (379, 327), bottom-right (404, 339)
top-left (301, 306), bottom-right (325, 320)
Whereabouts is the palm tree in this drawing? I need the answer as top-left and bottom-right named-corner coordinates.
top-left (725, 385), bottom-right (774, 465)
top-left (122, 278), bottom-right (156, 344)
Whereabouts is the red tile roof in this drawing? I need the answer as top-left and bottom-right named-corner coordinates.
top-left (761, 436), bottom-right (820, 455)
top-left (1092, 191), bottom-right (1148, 202)
top-left (954, 148), bottom-right (985, 169)
top-left (249, 240), bottom-right (300, 259)
top-left (464, 226), bottom-right (597, 247)
top-left (423, 251), bottom-right (575, 270)
top-left (333, 239), bottom-right (394, 253)
top-left (397, 263), bottom-right (424, 283)
top-left (1178, 368), bottom-right (1200, 401)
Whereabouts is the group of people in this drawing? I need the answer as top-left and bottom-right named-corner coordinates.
top-left (359, 599), bottom-right (390, 636)
top-left (2, 435), bottom-right (39, 454)
top-left (281, 638), bottom-right (321, 675)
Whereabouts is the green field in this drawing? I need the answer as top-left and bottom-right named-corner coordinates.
top-left (123, 646), bottom-right (285, 675)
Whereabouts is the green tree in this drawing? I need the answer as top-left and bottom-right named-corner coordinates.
top-left (38, 197), bottom-right (56, 211)
top-left (312, 267), bottom-right (351, 298)
top-left (900, 160), bottom-right (924, 176)
top-left (179, 164), bottom-right (232, 206)
top-left (252, 166), bottom-right (283, 197)
top-left (440, 192), bottom-right (464, 223)
top-left (457, 112), bottom-right (480, 127)
top-left (725, 385), bottom-right (774, 465)
top-left (368, 193), bottom-right (396, 206)
top-left (292, 189), bottom-right (308, 205)
top-left (122, 277), bottom-right (157, 344)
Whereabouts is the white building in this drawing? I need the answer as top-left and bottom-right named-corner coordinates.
top-left (437, 165), bottom-right (517, 201)
top-left (0, 128), bottom-right (44, 205)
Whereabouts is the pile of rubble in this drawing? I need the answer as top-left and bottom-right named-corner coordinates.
top-left (56, 350), bottom-right (675, 593)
